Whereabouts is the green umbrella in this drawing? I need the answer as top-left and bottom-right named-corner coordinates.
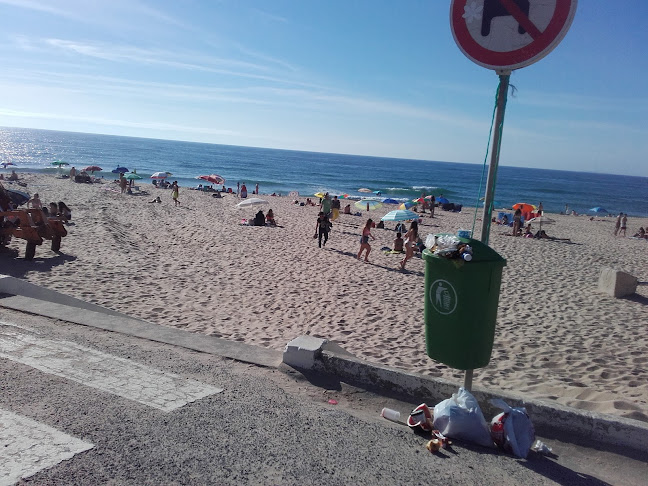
top-left (124, 173), bottom-right (143, 180)
top-left (51, 160), bottom-right (70, 167)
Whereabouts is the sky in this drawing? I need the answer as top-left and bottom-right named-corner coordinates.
top-left (0, 0), bottom-right (646, 177)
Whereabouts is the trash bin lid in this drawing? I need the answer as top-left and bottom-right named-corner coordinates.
top-left (423, 234), bottom-right (506, 264)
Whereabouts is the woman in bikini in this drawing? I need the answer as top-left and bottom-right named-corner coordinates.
top-left (400, 221), bottom-right (418, 270)
top-left (357, 219), bottom-right (375, 262)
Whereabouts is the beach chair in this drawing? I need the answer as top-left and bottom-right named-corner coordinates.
top-left (0, 208), bottom-right (67, 260)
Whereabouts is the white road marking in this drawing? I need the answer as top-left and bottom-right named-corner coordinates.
top-left (0, 323), bottom-right (223, 412)
top-left (0, 408), bottom-right (94, 486)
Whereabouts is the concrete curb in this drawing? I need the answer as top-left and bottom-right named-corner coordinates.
top-left (0, 275), bottom-right (130, 319)
top-left (284, 336), bottom-right (648, 454)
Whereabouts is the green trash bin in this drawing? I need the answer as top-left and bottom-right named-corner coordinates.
top-left (423, 235), bottom-right (506, 370)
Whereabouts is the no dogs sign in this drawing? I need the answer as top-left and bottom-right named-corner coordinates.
top-left (450, 0), bottom-right (578, 71)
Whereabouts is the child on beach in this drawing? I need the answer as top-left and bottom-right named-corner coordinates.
top-left (314, 212), bottom-right (332, 248)
top-left (357, 219), bottom-right (375, 262)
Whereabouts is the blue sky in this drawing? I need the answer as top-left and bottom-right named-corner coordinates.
top-left (0, 0), bottom-right (646, 176)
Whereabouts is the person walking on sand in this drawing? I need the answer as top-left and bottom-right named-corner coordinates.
top-left (119, 173), bottom-right (127, 194)
top-left (241, 183), bottom-right (248, 199)
top-left (255, 183), bottom-right (259, 195)
top-left (614, 212), bottom-right (622, 236)
top-left (620, 213), bottom-right (627, 236)
top-left (69, 166), bottom-right (77, 181)
top-left (314, 211), bottom-right (332, 248)
top-left (400, 221), bottom-right (419, 270)
top-left (357, 218), bottom-right (375, 262)
top-left (330, 195), bottom-right (341, 221)
top-left (237, 182), bottom-right (240, 198)
top-left (171, 181), bottom-right (180, 206)
top-left (429, 195), bottom-right (435, 218)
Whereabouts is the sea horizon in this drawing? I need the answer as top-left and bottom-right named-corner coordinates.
top-left (2, 126), bottom-right (647, 217)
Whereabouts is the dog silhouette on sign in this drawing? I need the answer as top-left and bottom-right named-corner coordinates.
top-left (481, 0), bottom-right (530, 36)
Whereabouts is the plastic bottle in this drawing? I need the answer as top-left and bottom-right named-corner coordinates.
top-left (381, 408), bottom-right (401, 422)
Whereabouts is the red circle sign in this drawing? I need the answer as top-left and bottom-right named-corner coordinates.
top-left (450, 0), bottom-right (578, 71)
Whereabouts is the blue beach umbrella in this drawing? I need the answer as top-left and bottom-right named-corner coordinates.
top-left (381, 209), bottom-right (419, 222)
top-left (111, 166), bottom-right (129, 174)
top-left (5, 188), bottom-right (30, 207)
top-left (589, 207), bottom-right (608, 213)
top-left (382, 198), bottom-right (400, 205)
top-left (437, 196), bottom-right (450, 205)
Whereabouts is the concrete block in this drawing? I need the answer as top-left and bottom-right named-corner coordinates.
top-left (283, 335), bottom-right (328, 369)
top-left (598, 268), bottom-right (638, 298)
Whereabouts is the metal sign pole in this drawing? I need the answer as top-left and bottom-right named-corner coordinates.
top-left (464, 71), bottom-right (511, 392)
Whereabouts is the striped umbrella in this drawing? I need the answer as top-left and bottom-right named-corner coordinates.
top-left (355, 199), bottom-right (383, 211)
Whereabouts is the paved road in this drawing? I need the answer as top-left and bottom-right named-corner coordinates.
top-left (1, 309), bottom-right (646, 485)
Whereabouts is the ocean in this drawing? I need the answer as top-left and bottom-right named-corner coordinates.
top-left (1, 126), bottom-right (647, 217)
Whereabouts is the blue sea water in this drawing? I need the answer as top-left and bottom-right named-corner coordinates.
top-left (1, 127), bottom-right (647, 217)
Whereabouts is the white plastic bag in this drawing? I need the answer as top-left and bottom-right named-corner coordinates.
top-left (433, 388), bottom-right (493, 448)
top-left (489, 398), bottom-right (536, 458)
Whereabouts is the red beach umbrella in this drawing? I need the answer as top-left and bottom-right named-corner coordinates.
top-left (198, 174), bottom-right (226, 185)
top-left (84, 165), bottom-right (102, 173)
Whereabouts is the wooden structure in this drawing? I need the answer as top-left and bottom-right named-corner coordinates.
top-left (0, 209), bottom-right (67, 260)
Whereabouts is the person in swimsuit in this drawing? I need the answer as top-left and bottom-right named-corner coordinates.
top-left (357, 218), bottom-right (375, 262)
top-left (171, 181), bottom-right (180, 206)
top-left (393, 232), bottom-right (404, 252)
top-left (400, 221), bottom-right (419, 270)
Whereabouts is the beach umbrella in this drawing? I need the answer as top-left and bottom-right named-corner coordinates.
top-left (381, 209), bottom-right (419, 222)
top-left (437, 196), bottom-right (450, 205)
top-left (51, 160), bottom-right (69, 167)
top-left (84, 165), bottom-right (102, 173)
top-left (512, 202), bottom-right (536, 214)
top-left (1, 162), bottom-right (15, 168)
top-left (589, 207), bottom-right (608, 213)
top-left (112, 167), bottom-right (129, 174)
top-left (236, 198), bottom-right (268, 208)
top-left (373, 190), bottom-right (382, 195)
top-left (358, 188), bottom-right (372, 193)
top-left (314, 192), bottom-right (326, 199)
top-left (382, 198), bottom-right (400, 204)
top-left (198, 174), bottom-right (225, 185)
top-left (151, 171), bottom-right (169, 179)
top-left (4, 188), bottom-right (30, 206)
top-left (124, 173), bottom-right (142, 180)
top-left (355, 199), bottom-right (383, 211)
top-left (398, 201), bottom-right (416, 210)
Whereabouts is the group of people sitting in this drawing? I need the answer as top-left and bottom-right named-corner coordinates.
top-left (633, 227), bottom-right (647, 239)
top-left (26, 193), bottom-right (72, 221)
top-left (251, 209), bottom-right (277, 226)
top-left (0, 170), bottom-right (19, 181)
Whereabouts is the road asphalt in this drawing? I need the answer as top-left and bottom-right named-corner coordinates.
top-left (1, 306), bottom-right (647, 485)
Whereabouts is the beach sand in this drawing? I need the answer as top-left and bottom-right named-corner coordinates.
top-left (2, 174), bottom-right (648, 422)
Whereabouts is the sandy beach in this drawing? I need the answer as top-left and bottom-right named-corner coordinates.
top-left (2, 173), bottom-right (648, 422)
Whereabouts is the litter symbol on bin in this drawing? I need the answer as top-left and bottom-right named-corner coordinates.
top-left (429, 279), bottom-right (458, 315)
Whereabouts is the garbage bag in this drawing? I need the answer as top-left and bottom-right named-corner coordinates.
top-left (433, 388), bottom-right (493, 448)
top-left (489, 398), bottom-right (536, 458)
